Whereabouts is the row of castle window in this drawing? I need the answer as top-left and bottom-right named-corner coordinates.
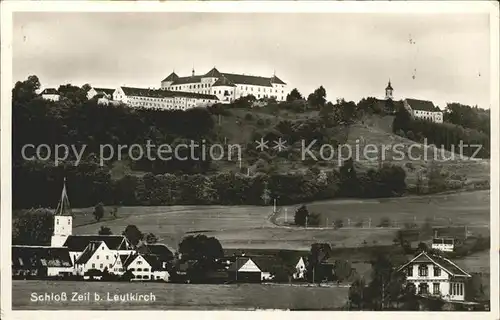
top-left (56, 219), bottom-right (70, 225)
top-left (407, 265), bottom-right (441, 277)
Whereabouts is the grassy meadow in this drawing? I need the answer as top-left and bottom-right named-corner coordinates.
top-left (12, 280), bottom-right (349, 310)
top-left (72, 190), bottom-right (490, 251)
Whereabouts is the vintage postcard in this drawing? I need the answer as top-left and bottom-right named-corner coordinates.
top-left (1, 1), bottom-right (499, 319)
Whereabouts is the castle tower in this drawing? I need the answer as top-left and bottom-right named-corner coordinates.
top-left (51, 178), bottom-right (73, 247)
top-left (385, 80), bottom-right (394, 100)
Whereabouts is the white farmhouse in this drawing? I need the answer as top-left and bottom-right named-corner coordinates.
top-left (431, 237), bottom-right (455, 252)
top-left (293, 256), bottom-right (306, 280)
top-left (398, 251), bottom-right (471, 301)
top-left (122, 253), bottom-right (170, 282)
top-left (40, 88), bottom-right (60, 101)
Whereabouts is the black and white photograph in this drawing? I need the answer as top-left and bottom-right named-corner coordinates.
top-left (1, 1), bottom-right (499, 317)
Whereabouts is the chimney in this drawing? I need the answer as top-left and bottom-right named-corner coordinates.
top-left (434, 230), bottom-right (438, 238)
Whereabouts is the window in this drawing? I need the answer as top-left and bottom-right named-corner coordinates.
top-left (129, 268), bottom-right (135, 271)
top-left (137, 260), bottom-right (143, 265)
top-left (144, 268), bottom-right (149, 272)
top-left (56, 218), bottom-right (59, 225)
top-left (418, 265), bottom-right (428, 277)
top-left (418, 283), bottom-right (429, 295)
top-left (434, 267), bottom-right (441, 277)
top-left (433, 283), bottom-right (440, 294)
top-left (92, 263), bottom-right (95, 268)
top-left (109, 264), bottom-right (112, 268)
top-left (407, 266), bottom-right (413, 277)
top-left (143, 275), bottom-right (150, 280)
top-left (137, 268), bottom-right (142, 271)
top-left (97, 255), bottom-right (99, 259)
top-left (460, 283), bottom-right (463, 295)
top-left (106, 256), bottom-right (109, 260)
top-left (68, 220), bottom-right (70, 225)
top-left (99, 263), bottom-right (103, 269)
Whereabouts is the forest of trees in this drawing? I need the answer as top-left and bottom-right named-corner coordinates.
top-left (13, 76), bottom-right (487, 209)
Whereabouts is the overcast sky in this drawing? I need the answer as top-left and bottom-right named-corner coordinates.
top-left (13, 12), bottom-right (490, 109)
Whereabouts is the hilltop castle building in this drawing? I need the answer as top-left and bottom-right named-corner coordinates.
top-left (160, 67), bottom-right (289, 104)
top-left (383, 80), bottom-right (443, 123)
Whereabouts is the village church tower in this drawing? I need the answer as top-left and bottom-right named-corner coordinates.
top-left (51, 178), bottom-right (73, 247)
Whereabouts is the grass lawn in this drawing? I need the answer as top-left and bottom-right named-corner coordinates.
top-left (12, 280), bottom-right (349, 310)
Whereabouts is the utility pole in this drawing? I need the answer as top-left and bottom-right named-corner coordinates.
top-left (326, 217), bottom-right (329, 227)
top-left (306, 216), bottom-right (308, 229)
top-left (273, 198), bottom-right (277, 213)
top-left (381, 281), bottom-right (385, 310)
top-left (284, 208), bottom-right (287, 223)
top-left (348, 218), bottom-right (351, 227)
top-left (368, 218), bottom-right (372, 229)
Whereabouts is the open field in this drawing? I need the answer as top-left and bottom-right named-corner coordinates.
top-left (12, 280), bottom-right (348, 310)
top-left (274, 190), bottom-right (490, 229)
top-left (72, 190), bottom-right (489, 251)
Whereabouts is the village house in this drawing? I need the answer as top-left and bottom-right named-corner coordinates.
top-left (226, 256), bottom-right (265, 283)
top-left (398, 251), bottom-right (471, 301)
top-left (87, 87), bottom-right (115, 100)
top-left (12, 245), bottom-right (73, 278)
top-left (293, 256), bottom-right (306, 280)
top-left (122, 253), bottom-right (170, 282)
top-left (73, 240), bottom-right (126, 276)
top-left (40, 88), bottom-right (60, 101)
top-left (403, 98), bottom-right (444, 123)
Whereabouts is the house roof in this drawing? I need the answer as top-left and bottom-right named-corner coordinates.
top-left (405, 98), bottom-right (437, 112)
top-left (75, 241), bottom-right (104, 264)
top-left (222, 73), bottom-right (274, 87)
top-left (120, 86), bottom-right (218, 101)
top-left (204, 67), bottom-right (223, 78)
top-left (136, 243), bottom-right (174, 261)
top-left (12, 245), bottom-right (73, 268)
top-left (41, 88), bottom-right (59, 95)
top-left (212, 76), bottom-right (236, 87)
top-left (63, 235), bottom-right (130, 252)
top-left (226, 256), bottom-right (262, 272)
top-left (123, 253), bottom-right (165, 271)
top-left (161, 72), bottom-right (179, 82)
top-left (398, 252), bottom-right (471, 277)
top-left (93, 88), bottom-right (115, 96)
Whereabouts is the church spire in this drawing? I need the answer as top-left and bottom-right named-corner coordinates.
top-left (55, 177), bottom-right (72, 216)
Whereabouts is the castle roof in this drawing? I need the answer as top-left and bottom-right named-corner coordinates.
top-left (398, 251), bottom-right (471, 277)
top-left (41, 88), bottom-right (59, 95)
top-left (204, 67), bottom-right (222, 78)
top-left (212, 76), bottom-right (236, 87)
top-left (405, 98), bottom-right (437, 112)
top-left (162, 72), bottom-right (179, 82)
top-left (164, 68), bottom-right (287, 87)
top-left (63, 235), bottom-right (131, 252)
top-left (12, 245), bottom-right (73, 268)
top-left (120, 86), bottom-right (218, 100)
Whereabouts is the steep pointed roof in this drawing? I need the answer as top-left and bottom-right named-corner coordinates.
top-left (162, 72), bottom-right (179, 82)
top-left (212, 76), bottom-right (236, 87)
top-left (204, 67), bottom-right (222, 78)
top-left (397, 251), bottom-right (471, 277)
top-left (55, 178), bottom-right (72, 216)
top-left (270, 75), bottom-right (286, 85)
top-left (386, 80), bottom-right (393, 90)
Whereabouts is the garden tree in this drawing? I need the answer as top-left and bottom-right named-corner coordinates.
top-left (356, 97), bottom-right (380, 115)
top-left (333, 99), bottom-right (357, 125)
top-left (417, 242), bottom-right (429, 252)
top-left (306, 243), bottom-right (332, 282)
top-left (348, 278), bottom-right (367, 309)
top-left (294, 205), bottom-right (309, 226)
top-left (12, 75), bottom-right (41, 103)
top-left (145, 232), bottom-right (159, 244)
top-left (444, 102), bottom-right (490, 134)
top-left (307, 86), bottom-right (327, 108)
top-left (98, 226), bottom-right (112, 235)
top-left (178, 234), bottom-right (224, 262)
top-left (338, 158), bottom-right (361, 197)
top-left (334, 218), bottom-right (344, 229)
top-left (286, 88), bottom-right (303, 102)
top-left (333, 260), bottom-right (355, 282)
top-left (392, 106), bottom-right (412, 134)
top-left (307, 212), bottom-right (321, 226)
top-left (363, 253), bottom-right (407, 310)
top-left (465, 273), bottom-right (486, 302)
top-left (427, 164), bottom-right (447, 193)
top-left (122, 225), bottom-right (144, 247)
top-left (394, 230), bottom-right (412, 253)
top-left (93, 202), bottom-right (105, 222)
top-left (12, 208), bottom-right (54, 245)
